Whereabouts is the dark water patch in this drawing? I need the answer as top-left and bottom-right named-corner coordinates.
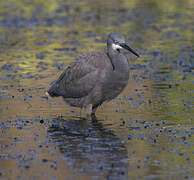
top-left (150, 51), bottom-right (164, 57)
top-left (152, 83), bottom-right (174, 90)
top-left (36, 62), bottom-right (49, 72)
top-left (0, 64), bottom-right (14, 71)
top-left (53, 47), bottom-right (77, 52)
top-left (52, 63), bottom-right (66, 70)
top-left (48, 117), bottom-right (128, 180)
top-left (0, 64), bottom-right (24, 73)
top-left (62, 39), bottom-right (81, 47)
top-left (0, 118), bottom-right (32, 131)
top-left (20, 72), bottom-right (50, 80)
top-left (36, 51), bottom-right (50, 60)
top-left (163, 30), bottom-right (180, 39)
top-left (0, 74), bottom-right (19, 81)
top-left (128, 126), bottom-right (141, 131)
top-left (33, 116), bottom-right (48, 124)
top-left (130, 64), bottom-right (147, 70)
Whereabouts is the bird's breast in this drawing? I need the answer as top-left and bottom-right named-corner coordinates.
top-left (100, 64), bottom-right (129, 95)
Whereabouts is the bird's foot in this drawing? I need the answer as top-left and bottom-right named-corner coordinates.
top-left (85, 104), bottom-right (96, 120)
top-left (86, 112), bottom-right (96, 120)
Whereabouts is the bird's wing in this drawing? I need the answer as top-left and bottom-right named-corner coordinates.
top-left (50, 53), bottom-right (103, 98)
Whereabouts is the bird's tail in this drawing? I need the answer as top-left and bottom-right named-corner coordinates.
top-left (46, 80), bottom-right (61, 97)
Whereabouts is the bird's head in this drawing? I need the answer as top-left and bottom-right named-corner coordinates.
top-left (108, 32), bottom-right (139, 57)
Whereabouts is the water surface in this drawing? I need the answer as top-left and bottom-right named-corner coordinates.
top-left (0, 0), bottom-right (194, 179)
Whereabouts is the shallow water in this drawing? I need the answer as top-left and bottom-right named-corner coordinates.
top-left (0, 0), bottom-right (194, 179)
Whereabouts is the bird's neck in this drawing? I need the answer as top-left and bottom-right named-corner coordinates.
top-left (107, 48), bottom-right (121, 65)
top-left (107, 48), bottom-right (127, 71)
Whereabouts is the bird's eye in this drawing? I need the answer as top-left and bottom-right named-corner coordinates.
top-left (114, 40), bottom-right (119, 44)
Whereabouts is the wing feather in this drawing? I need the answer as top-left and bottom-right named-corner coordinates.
top-left (48, 52), bottom-right (107, 98)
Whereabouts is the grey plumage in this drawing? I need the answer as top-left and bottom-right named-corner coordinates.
top-left (47, 32), bottom-right (139, 117)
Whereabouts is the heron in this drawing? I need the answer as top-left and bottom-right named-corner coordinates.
top-left (46, 32), bottom-right (139, 118)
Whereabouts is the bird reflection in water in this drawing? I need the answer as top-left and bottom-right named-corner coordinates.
top-left (48, 116), bottom-right (128, 180)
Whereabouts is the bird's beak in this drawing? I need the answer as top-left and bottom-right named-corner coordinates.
top-left (120, 43), bottom-right (140, 57)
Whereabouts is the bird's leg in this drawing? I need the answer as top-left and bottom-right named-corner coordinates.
top-left (92, 106), bottom-right (97, 116)
top-left (79, 108), bottom-right (82, 117)
top-left (85, 104), bottom-right (93, 119)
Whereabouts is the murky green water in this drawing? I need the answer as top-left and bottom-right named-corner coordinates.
top-left (0, 0), bottom-right (194, 179)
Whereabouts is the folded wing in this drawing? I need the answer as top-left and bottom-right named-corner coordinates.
top-left (47, 54), bottom-right (99, 98)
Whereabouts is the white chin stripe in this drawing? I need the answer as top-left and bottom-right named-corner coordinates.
top-left (112, 43), bottom-right (123, 51)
